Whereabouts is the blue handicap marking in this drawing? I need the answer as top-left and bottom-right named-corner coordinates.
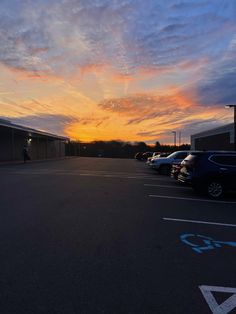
top-left (180, 233), bottom-right (236, 254)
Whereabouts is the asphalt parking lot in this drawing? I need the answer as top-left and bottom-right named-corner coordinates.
top-left (0, 157), bottom-right (236, 314)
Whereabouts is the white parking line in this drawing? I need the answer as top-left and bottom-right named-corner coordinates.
top-left (163, 217), bottom-right (236, 228)
top-left (149, 194), bottom-right (236, 204)
top-left (199, 285), bottom-right (236, 313)
top-left (7, 171), bottom-right (172, 181)
top-left (144, 183), bottom-right (189, 189)
top-left (76, 170), bottom-right (152, 176)
top-left (79, 174), bottom-right (169, 181)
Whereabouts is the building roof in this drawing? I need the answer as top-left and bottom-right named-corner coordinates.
top-left (191, 123), bottom-right (234, 138)
top-left (0, 119), bottom-right (69, 141)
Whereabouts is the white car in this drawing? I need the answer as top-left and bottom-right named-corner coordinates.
top-left (146, 152), bottom-right (162, 165)
top-left (147, 152), bottom-right (171, 165)
top-left (150, 151), bottom-right (190, 175)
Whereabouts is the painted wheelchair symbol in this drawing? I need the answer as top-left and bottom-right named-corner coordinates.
top-left (180, 234), bottom-right (236, 254)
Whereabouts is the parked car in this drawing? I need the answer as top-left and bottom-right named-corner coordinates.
top-left (156, 152), bottom-right (171, 158)
top-left (178, 151), bottom-right (236, 198)
top-left (142, 151), bottom-right (154, 161)
top-left (171, 151), bottom-right (201, 179)
top-left (135, 152), bottom-right (144, 161)
top-left (147, 152), bottom-right (171, 166)
top-left (171, 161), bottom-right (182, 180)
top-left (150, 151), bottom-right (190, 175)
top-left (135, 151), bottom-right (153, 161)
top-left (146, 152), bottom-right (163, 165)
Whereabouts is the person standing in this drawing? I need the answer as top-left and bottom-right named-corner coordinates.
top-left (23, 145), bottom-right (30, 163)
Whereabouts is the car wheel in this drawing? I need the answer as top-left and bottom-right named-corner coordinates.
top-left (207, 181), bottom-right (224, 199)
top-left (159, 165), bottom-right (170, 175)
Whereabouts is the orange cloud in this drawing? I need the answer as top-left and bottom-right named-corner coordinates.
top-left (0, 59), bottom-right (231, 145)
top-left (80, 63), bottom-right (106, 76)
top-left (3, 64), bottom-right (61, 82)
top-left (111, 73), bottom-right (134, 83)
top-left (64, 89), bottom-right (230, 144)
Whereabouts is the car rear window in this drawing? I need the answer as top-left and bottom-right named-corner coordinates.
top-left (174, 152), bottom-right (188, 160)
top-left (210, 155), bottom-right (236, 166)
top-left (183, 153), bottom-right (201, 162)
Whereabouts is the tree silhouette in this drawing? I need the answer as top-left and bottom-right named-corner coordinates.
top-left (66, 140), bottom-right (190, 158)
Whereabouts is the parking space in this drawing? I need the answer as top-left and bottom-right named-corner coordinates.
top-left (159, 218), bottom-right (236, 313)
top-left (0, 157), bottom-right (236, 313)
top-left (144, 164), bottom-right (236, 313)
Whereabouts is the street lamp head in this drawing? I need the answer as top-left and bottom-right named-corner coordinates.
top-left (225, 104), bottom-right (236, 108)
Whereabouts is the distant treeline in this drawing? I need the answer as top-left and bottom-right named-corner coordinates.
top-left (65, 141), bottom-right (191, 159)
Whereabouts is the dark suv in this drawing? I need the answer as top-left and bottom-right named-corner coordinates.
top-left (178, 151), bottom-right (236, 198)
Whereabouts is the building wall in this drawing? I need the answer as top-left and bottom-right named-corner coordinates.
top-left (0, 126), bottom-right (66, 161)
top-left (194, 132), bottom-right (234, 150)
top-left (30, 137), bottom-right (47, 160)
top-left (28, 138), bottom-right (66, 160)
top-left (13, 131), bottom-right (29, 160)
top-left (0, 126), bottom-right (13, 161)
top-left (191, 123), bottom-right (234, 150)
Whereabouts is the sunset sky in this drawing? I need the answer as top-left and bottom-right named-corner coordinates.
top-left (0, 0), bottom-right (236, 144)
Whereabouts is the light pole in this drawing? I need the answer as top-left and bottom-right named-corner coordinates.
top-left (179, 131), bottom-right (181, 147)
top-left (225, 104), bottom-right (236, 151)
top-left (172, 131), bottom-right (176, 147)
